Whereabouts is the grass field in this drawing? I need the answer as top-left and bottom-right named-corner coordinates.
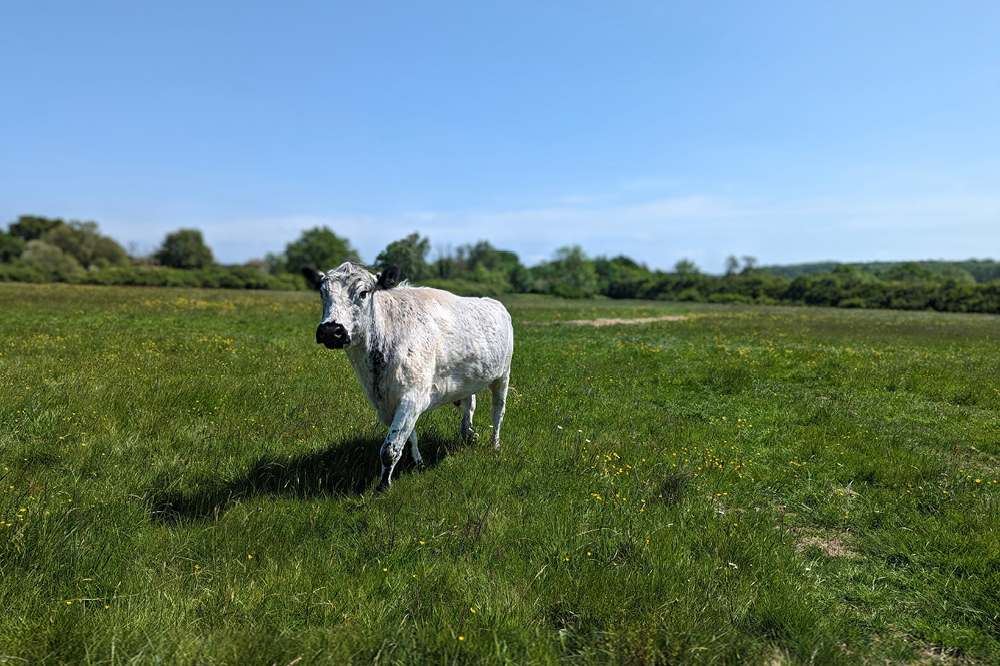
top-left (1, 282), bottom-right (999, 665)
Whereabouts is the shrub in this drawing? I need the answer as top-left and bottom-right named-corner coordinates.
top-left (707, 292), bottom-right (754, 305)
top-left (673, 287), bottom-right (703, 302)
top-left (20, 240), bottom-right (84, 278)
top-left (839, 297), bottom-right (868, 309)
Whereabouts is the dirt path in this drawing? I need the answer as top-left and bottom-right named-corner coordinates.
top-left (522, 315), bottom-right (689, 327)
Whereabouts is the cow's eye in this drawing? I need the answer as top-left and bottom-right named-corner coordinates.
top-left (359, 291), bottom-right (368, 299)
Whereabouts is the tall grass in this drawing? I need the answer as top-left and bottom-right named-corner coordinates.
top-left (1, 282), bottom-right (998, 664)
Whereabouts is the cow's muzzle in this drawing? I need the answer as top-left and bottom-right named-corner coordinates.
top-left (316, 322), bottom-right (351, 349)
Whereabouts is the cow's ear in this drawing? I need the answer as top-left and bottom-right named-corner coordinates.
top-left (376, 265), bottom-right (400, 290)
top-left (301, 265), bottom-right (325, 291)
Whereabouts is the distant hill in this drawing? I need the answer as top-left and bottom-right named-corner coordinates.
top-left (760, 260), bottom-right (1000, 284)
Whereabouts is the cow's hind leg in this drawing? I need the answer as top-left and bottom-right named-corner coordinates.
top-left (408, 429), bottom-right (425, 468)
top-left (460, 394), bottom-right (477, 443)
top-left (378, 397), bottom-right (423, 492)
top-left (490, 373), bottom-right (509, 452)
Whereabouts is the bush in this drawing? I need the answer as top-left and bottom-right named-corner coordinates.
top-left (673, 287), bottom-right (703, 302)
top-left (45, 266), bottom-right (307, 290)
top-left (707, 292), bottom-right (754, 305)
top-left (550, 282), bottom-right (595, 299)
top-left (20, 240), bottom-right (84, 278)
top-left (838, 297), bottom-right (868, 309)
top-left (0, 263), bottom-right (55, 283)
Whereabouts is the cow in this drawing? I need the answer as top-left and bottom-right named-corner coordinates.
top-left (302, 262), bottom-right (514, 491)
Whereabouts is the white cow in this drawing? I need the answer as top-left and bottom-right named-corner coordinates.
top-left (303, 262), bottom-right (514, 491)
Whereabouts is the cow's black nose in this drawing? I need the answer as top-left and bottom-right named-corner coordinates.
top-left (316, 322), bottom-right (351, 349)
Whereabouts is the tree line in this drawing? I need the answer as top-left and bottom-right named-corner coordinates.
top-left (0, 216), bottom-right (297, 289)
top-left (3, 214), bottom-right (1000, 314)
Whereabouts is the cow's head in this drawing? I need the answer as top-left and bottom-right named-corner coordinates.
top-left (302, 262), bottom-right (400, 350)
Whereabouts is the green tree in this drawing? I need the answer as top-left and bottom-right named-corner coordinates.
top-left (42, 221), bottom-right (129, 269)
top-left (541, 245), bottom-right (598, 298)
top-left (375, 232), bottom-right (431, 281)
top-left (938, 265), bottom-right (977, 285)
top-left (264, 251), bottom-right (286, 275)
top-left (8, 215), bottom-right (64, 241)
top-left (282, 227), bottom-right (359, 273)
top-left (594, 255), bottom-right (652, 298)
top-left (155, 229), bottom-right (214, 269)
top-left (673, 259), bottom-right (699, 275)
top-left (465, 240), bottom-right (531, 291)
top-left (0, 230), bottom-right (26, 262)
top-left (464, 241), bottom-right (505, 273)
top-left (881, 261), bottom-right (937, 283)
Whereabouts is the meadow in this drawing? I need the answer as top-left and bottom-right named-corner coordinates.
top-left (1, 282), bottom-right (998, 665)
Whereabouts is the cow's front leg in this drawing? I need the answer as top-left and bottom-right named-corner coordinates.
top-left (378, 398), bottom-right (422, 492)
top-left (408, 429), bottom-right (425, 469)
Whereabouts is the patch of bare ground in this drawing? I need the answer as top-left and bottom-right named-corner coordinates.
top-left (838, 634), bottom-right (977, 666)
top-left (789, 528), bottom-right (858, 558)
top-left (522, 315), bottom-right (689, 327)
top-left (766, 647), bottom-right (792, 666)
top-left (879, 633), bottom-right (981, 666)
top-left (960, 445), bottom-right (1000, 475)
top-left (909, 643), bottom-right (978, 665)
top-left (797, 535), bottom-right (857, 558)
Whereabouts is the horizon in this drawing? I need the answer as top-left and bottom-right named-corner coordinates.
top-left (3, 2), bottom-right (998, 272)
top-left (7, 213), bottom-right (1000, 275)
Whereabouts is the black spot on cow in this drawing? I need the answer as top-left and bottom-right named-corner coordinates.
top-left (368, 347), bottom-right (388, 400)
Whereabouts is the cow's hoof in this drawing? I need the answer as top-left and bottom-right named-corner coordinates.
top-left (376, 480), bottom-right (391, 493)
top-left (415, 461), bottom-right (427, 471)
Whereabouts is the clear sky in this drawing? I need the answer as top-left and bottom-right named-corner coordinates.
top-left (2, 1), bottom-right (998, 271)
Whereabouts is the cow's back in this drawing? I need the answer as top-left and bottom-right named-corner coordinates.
top-left (376, 286), bottom-right (512, 410)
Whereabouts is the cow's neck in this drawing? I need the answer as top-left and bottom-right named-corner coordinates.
top-left (343, 297), bottom-right (392, 410)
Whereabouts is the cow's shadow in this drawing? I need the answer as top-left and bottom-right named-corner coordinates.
top-left (149, 431), bottom-right (457, 525)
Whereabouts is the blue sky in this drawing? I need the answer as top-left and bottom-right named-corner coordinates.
top-left (2, 1), bottom-right (998, 271)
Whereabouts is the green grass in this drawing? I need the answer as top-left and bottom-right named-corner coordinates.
top-left (1, 282), bottom-right (999, 665)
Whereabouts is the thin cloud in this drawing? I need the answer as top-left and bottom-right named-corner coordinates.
top-left (159, 188), bottom-right (1000, 272)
